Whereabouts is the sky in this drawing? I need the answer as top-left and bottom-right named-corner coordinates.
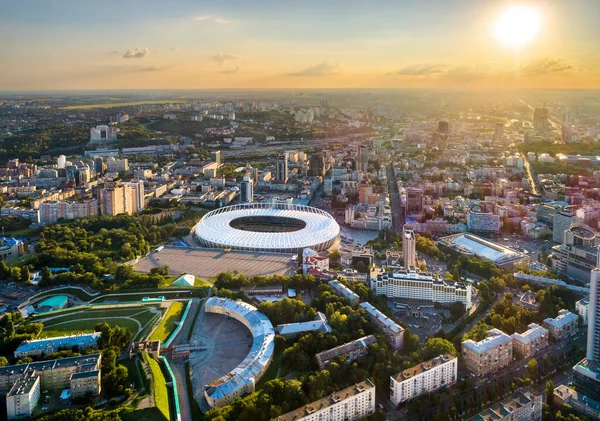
top-left (1, 0), bottom-right (599, 90)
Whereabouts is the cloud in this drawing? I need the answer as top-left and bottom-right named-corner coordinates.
top-left (210, 52), bottom-right (243, 65)
top-left (194, 16), bottom-right (229, 24)
top-left (170, 47), bottom-right (180, 53)
top-left (287, 61), bottom-right (340, 77)
top-left (123, 47), bottom-right (150, 59)
top-left (136, 66), bottom-right (164, 72)
top-left (520, 58), bottom-right (572, 75)
top-left (220, 66), bottom-right (240, 74)
top-left (108, 50), bottom-right (120, 55)
top-left (393, 63), bottom-right (448, 76)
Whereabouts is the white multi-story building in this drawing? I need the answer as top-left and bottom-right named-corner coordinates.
top-left (577, 297), bottom-right (589, 326)
top-left (371, 270), bottom-right (472, 309)
top-left (272, 379), bottom-right (375, 421)
top-left (123, 179), bottom-right (145, 213)
top-left (6, 375), bottom-right (40, 420)
top-left (467, 212), bottom-right (501, 232)
top-left (462, 329), bottom-right (513, 376)
top-left (90, 125), bottom-right (118, 143)
top-left (106, 157), bottom-right (129, 173)
top-left (360, 302), bottom-right (404, 350)
top-left (511, 323), bottom-right (549, 359)
top-left (390, 354), bottom-right (457, 406)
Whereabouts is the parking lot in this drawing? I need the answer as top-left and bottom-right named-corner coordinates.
top-left (388, 301), bottom-right (446, 342)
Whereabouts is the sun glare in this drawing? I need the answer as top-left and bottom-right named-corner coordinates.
top-left (493, 5), bottom-right (541, 48)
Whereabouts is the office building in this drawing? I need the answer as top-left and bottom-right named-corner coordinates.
top-left (240, 175), bottom-right (254, 202)
top-left (402, 226), bottom-right (417, 268)
top-left (309, 152), bottom-right (326, 177)
top-left (577, 297), bottom-right (589, 326)
top-left (6, 375), bottom-right (40, 420)
top-left (90, 125), bottom-right (118, 143)
top-left (543, 309), bottom-right (578, 340)
top-left (0, 354), bottom-right (102, 396)
top-left (272, 379), bottom-right (375, 421)
top-left (123, 179), bottom-right (145, 213)
top-left (357, 145), bottom-right (368, 172)
top-left (462, 329), bottom-right (512, 376)
top-left (372, 270), bottom-right (472, 309)
top-left (552, 224), bottom-right (599, 282)
top-left (328, 280), bottom-right (360, 305)
top-left (315, 335), bottom-right (376, 370)
top-left (467, 212), bottom-right (501, 232)
top-left (405, 188), bottom-right (423, 215)
top-left (359, 302), bottom-right (404, 350)
top-left (94, 156), bottom-right (106, 176)
top-left (554, 385), bottom-right (600, 420)
top-left (470, 391), bottom-right (542, 421)
top-left (553, 210), bottom-right (580, 243)
top-left (438, 121), bottom-right (449, 134)
top-left (276, 153), bottom-right (288, 183)
top-left (511, 323), bottom-right (548, 359)
top-left (14, 332), bottom-right (101, 359)
top-left (390, 354), bottom-right (457, 406)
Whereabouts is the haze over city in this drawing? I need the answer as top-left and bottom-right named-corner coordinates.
top-left (2, 0), bottom-right (600, 90)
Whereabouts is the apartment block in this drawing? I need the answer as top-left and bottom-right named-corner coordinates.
top-left (328, 280), bottom-right (360, 305)
top-left (543, 309), bottom-right (579, 340)
top-left (14, 333), bottom-right (101, 359)
top-left (390, 354), bottom-right (457, 406)
top-left (359, 302), bottom-right (404, 350)
top-left (315, 335), bottom-right (376, 370)
top-left (6, 375), bottom-right (40, 420)
top-left (470, 391), bottom-right (542, 421)
top-left (39, 198), bottom-right (99, 224)
top-left (511, 323), bottom-right (549, 359)
top-left (272, 379), bottom-right (375, 421)
top-left (462, 329), bottom-right (512, 376)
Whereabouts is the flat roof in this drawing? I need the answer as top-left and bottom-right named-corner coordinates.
top-left (0, 354), bottom-right (101, 378)
top-left (393, 354), bottom-right (456, 382)
top-left (462, 329), bottom-right (512, 354)
top-left (276, 312), bottom-right (332, 335)
top-left (134, 246), bottom-right (297, 280)
top-left (7, 376), bottom-right (39, 397)
top-left (316, 335), bottom-right (376, 366)
top-left (359, 302), bottom-right (404, 335)
top-left (439, 234), bottom-right (528, 265)
top-left (272, 379), bottom-right (375, 421)
top-left (15, 332), bottom-right (100, 355)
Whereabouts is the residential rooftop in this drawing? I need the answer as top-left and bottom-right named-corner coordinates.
top-left (511, 323), bottom-right (548, 344)
top-left (359, 302), bottom-right (404, 334)
top-left (462, 329), bottom-right (512, 354)
top-left (393, 354), bottom-right (456, 382)
top-left (543, 309), bottom-right (578, 329)
top-left (315, 335), bottom-right (376, 367)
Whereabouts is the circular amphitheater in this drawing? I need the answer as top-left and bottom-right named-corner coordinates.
top-left (195, 202), bottom-right (340, 253)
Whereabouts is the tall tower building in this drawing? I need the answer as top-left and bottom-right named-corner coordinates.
top-left (588, 258), bottom-right (600, 362)
top-left (402, 226), bottom-right (416, 269)
top-left (405, 188), bottom-right (424, 215)
top-left (309, 152), bottom-right (326, 177)
top-left (94, 157), bottom-right (105, 176)
top-left (357, 145), bottom-right (368, 172)
top-left (123, 179), bottom-right (145, 213)
top-left (240, 175), bottom-right (254, 203)
top-left (276, 153), bottom-right (288, 183)
top-left (57, 155), bottom-right (66, 169)
top-left (211, 150), bottom-right (221, 166)
top-left (533, 108), bottom-right (550, 130)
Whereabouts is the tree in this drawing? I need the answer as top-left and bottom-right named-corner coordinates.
top-left (10, 267), bottom-right (21, 282)
top-left (449, 302), bottom-right (466, 321)
top-left (421, 338), bottom-right (457, 360)
top-left (40, 266), bottom-right (53, 287)
top-left (546, 380), bottom-right (554, 408)
top-left (528, 358), bottom-right (538, 378)
top-left (20, 266), bottom-right (30, 283)
top-left (0, 356), bottom-right (7, 367)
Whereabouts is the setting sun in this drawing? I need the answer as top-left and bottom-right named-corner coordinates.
top-left (493, 5), bottom-right (541, 48)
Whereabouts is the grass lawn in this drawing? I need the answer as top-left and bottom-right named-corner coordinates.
top-left (149, 301), bottom-right (185, 342)
top-left (194, 278), bottom-right (212, 287)
top-left (90, 290), bottom-right (194, 303)
top-left (146, 355), bottom-right (171, 421)
top-left (120, 356), bottom-right (148, 395)
top-left (40, 317), bottom-right (141, 338)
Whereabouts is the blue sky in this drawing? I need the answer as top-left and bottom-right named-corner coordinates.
top-left (1, 0), bottom-right (599, 89)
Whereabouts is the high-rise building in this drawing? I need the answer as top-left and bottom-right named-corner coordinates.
top-left (106, 157), bottom-right (129, 173)
top-left (308, 152), bottom-right (326, 177)
top-left (402, 226), bottom-right (416, 268)
top-left (552, 224), bottom-right (599, 282)
top-left (94, 157), bottom-right (106, 176)
top-left (240, 175), bottom-right (254, 202)
top-left (57, 155), bottom-right (66, 169)
top-left (553, 210), bottom-right (580, 243)
top-left (405, 188), bottom-right (423, 215)
top-left (533, 108), bottom-right (550, 130)
top-left (211, 150), bottom-right (221, 166)
top-left (123, 179), bottom-right (145, 213)
top-left (438, 121), bottom-right (449, 134)
top-left (357, 145), bottom-right (368, 172)
top-left (275, 153), bottom-right (288, 183)
top-left (6, 375), bottom-right (40, 420)
top-left (99, 184), bottom-right (135, 215)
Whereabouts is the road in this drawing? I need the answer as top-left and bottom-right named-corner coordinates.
top-left (386, 163), bottom-right (405, 233)
top-left (521, 152), bottom-right (540, 196)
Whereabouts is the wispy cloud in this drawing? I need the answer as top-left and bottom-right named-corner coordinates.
top-left (194, 16), bottom-right (229, 24)
top-left (520, 58), bottom-right (572, 75)
top-left (123, 47), bottom-right (150, 59)
top-left (170, 47), bottom-right (180, 53)
top-left (220, 66), bottom-right (240, 74)
top-left (287, 61), bottom-right (340, 77)
top-left (108, 50), bottom-right (119, 55)
top-left (210, 52), bottom-right (244, 65)
top-left (135, 66), bottom-right (165, 72)
top-left (392, 63), bottom-right (448, 76)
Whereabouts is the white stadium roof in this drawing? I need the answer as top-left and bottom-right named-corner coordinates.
top-left (195, 202), bottom-right (340, 252)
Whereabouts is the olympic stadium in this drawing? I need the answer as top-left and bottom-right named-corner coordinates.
top-left (194, 202), bottom-right (340, 253)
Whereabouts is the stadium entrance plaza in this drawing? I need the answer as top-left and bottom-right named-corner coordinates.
top-left (133, 247), bottom-right (297, 280)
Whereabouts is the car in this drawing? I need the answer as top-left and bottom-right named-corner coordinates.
top-left (474, 385), bottom-right (479, 389)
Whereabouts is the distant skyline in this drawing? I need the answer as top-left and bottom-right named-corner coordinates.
top-left (1, 0), bottom-right (599, 90)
